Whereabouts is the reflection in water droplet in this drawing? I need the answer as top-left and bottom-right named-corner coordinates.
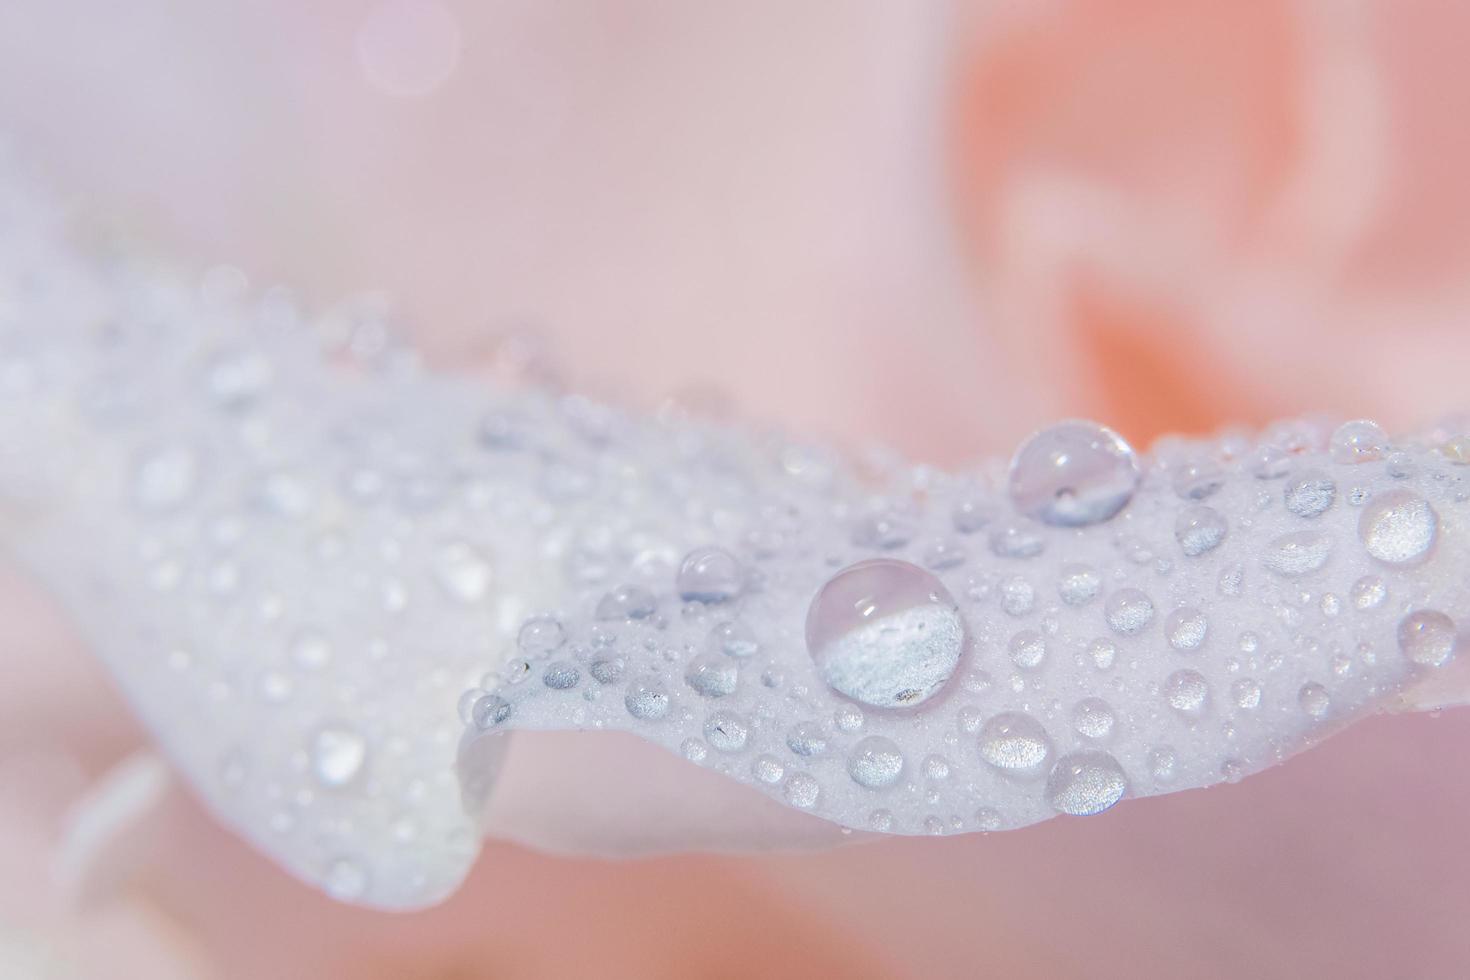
top-left (806, 559), bottom-right (965, 709)
top-left (1397, 610), bottom-right (1458, 667)
top-left (847, 736), bottom-right (905, 789)
top-left (1358, 490), bottom-right (1438, 566)
top-left (1045, 750), bottom-right (1128, 815)
top-left (978, 712), bottom-right (1052, 776)
top-left (1008, 421), bottom-right (1141, 526)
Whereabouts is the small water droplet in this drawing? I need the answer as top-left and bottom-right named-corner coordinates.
top-left (597, 585), bottom-right (657, 621)
top-left (1089, 638), bottom-right (1117, 670)
top-left (922, 754), bottom-right (952, 780)
top-left (847, 736), bottom-right (906, 789)
top-left (1166, 607), bottom-right (1209, 652)
top-left (1148, 746), bottom-right (1178, 781)
top-left (471, 694), bottom-right (512, 729)
top-left (1358, 490), bottom-right (1438, 566)
top-left (1251, 445), bottom-right (1292, 479)
top-left (806, 559), bottom-right (966, 709)
top-left (290, 628), bottom-right (333, 670)
top-left (1164, 669), bottom-right (1210, 718)
top-left (685, 654), bottom-right (738, 697)
top-left (324, 858), bottom-right (369, 901)
top-left (1350, 575), bottom-right (1387, 610)
top-left (1231, 678), bottom-right (1262, 710)
top-left (1058, 564), bottom-right (1101, 606)
top-left (783, 772), bottom-right (821, 809)
top-left (1262, 531), bottom-right (1333, 577)
top-left (1329, 419), bottom-right (1387, 464)
top-left (851, 512), bottom-right (915, 550)
top-left (1298, 682), bottom-right (1330, 718)
top-left (1105, 588), bottom-right (1155, 635)
top-left (988, 520), bottom-right (1046, 559)
top-left (704, 710), bottom-right (751, 753)
top-left (1284, 471), bottom-right (1336, 518)
top-left (1172, 458), bottom-right (1225, 500)
top-left (1071, 698), bottom-right (1116, 739)
top-left (311, 726), bottom-right (367, 788)
top-left (1175, 505), bottom-right (1228, 557)
top-left (1045, 750), bottom-right (1128, 815)
top-left (133, 445), bottom-right (200, 512)
top-left (786, 722), bottom-right (830, 757)
top-left (676, 546), bottom-right (743, 602)
top-left (542, 662), bottom-right (580, 690)
top-left (1397, 610), bottom-right (1458, 667)
top-left (1007, 629), bottom-right (1048, 669)
top-left (433, 541), bottom-right (493, 603)
top-left (978, 712), bottom-right (1052, 776)
top-left (1008, 421), bottom-right (1141, 526)
top-left (625, 679), bottom-right (671, 720)
top-left (518, 616), bottom-right (566, 656)
top-left (1000, 576), bottom-right (1036, 616)
top-left (868, 809), bottom-right (895, 831)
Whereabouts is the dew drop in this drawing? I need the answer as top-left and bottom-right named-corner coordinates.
top-left (1350, 575), bottom-right (1387, 611)
top-left (1045, 750), bottom-right (1128, 816)
top-left (783, 772), bottom-right (821, 809)
top-left (1105, 588), bottom-right (1155, 635)
top-left (851, 512), bottom-right (915, 550)
top-left (542, 662), bottom-right (580, 690)
top-left (625, 679), bottom-right (671, 720)
top-left (597, 585), bottom-right (657, 621)
top-left (922, 754), bottom-right (952, 780)
top-left (805, 559), bottom-right (965, 709)
top-left (977, 712), bottom-right (1052, 776)
top-left (1008, 420), bottom-right (1141, 526)
top-left (1284, 470), bottom-right (1336, 518)
top-left (988, 520), bottom-right (1046, 559)
top-left (471, 694), bottom-right (512, 729)
top-left (1397, 610), bottom-right (1458, 667)
top-left (1250, 446), bottom-right (1292, 480)
top-left (707, 620), bottom-right (759, 659)
top-left (685, 654), bottom-right (738, 698)
top-left (1298, 682), bottom-right (1330, 718)
top-left (1000, 576), bottom-right (1036, 616)
top-left (1071, 697), bottom-right (1116, 739)
top-left (518, 615), bottom-right (565, 656)
top-left (1007, 629), bottom-right (1048, 670)
top-left (785, 722), bottom-right (830, 758)
top-left (847, 736), bottom-right (905, 790)
top-left (1262, 531), bottom-right (1333, 577)
top-left (1172, 458), bottom-right (1225, 500)
top-left (1175, 505), bottom-right (1228, 557)
top-left (1231, 678), bottom-right (1262, 710)
top-left (311, 726), bottom-right (367, 788)
top-left (1163, 669), bottom-right (1210, 718)
top-left (1058, 563), bottom-right (1102, 606)
top-left (704, 710), bottom-right (751, 753)
top-left (1329, 420), bottom-right (1388, 464)
top-left (1358, 490), bottom-right (1438, 566)
top-left (1089, 638), bottom-right (1117, 670)
top-left (676, 546), bottom-right (743, 602)
top-left (1166, 607), bottom-right (1208, 652)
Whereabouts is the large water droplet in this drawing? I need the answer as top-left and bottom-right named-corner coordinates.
top-left (1358, 490), bottom-right (1438, 566)
top-left (311, 726), bottom-right (367, 788)
top-left (1397, 610), bottom-right (1458, 667)
top-left (847, 736), bottom-right (905, 789)
top-left (805, 559), bottom-right (965, 709)
top-left (676, 546), bottom-right (743, 602)
top-left (1175, 505), bottom-right (1228, 557)
top-left (1105, 588), bottom-right (1155, 635)
top-left (977, 712), bottom-right (1052, 776)
top-left (1008, 421), bottom-right (1141, 527)
top-left (1045, 750), bottom-right (1128, 815)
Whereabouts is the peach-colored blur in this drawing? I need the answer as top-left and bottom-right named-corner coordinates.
top-left (2, 2), bottom-right (1469, 977)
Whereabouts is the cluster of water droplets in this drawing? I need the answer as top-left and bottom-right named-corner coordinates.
top-left (0, 162), bottom-right (1466, 910)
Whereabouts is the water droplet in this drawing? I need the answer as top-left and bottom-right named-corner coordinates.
top-left (589, 658), bottom-right (625, 685)
top-left (1166, 607), bottom-right (1208, 651)
top-left (1008, 420), bottom-right (1141, 526)
top-left (869, 809), bottom-right (895, 832)
top-left (847, 736), bottom-right (905, 789)
top-left (1231, 678), bottom-right (1262, 710)
top-left (133, 445), bottom-right (199, 512)
top-left (707, 621), bottom-right (759, 659)
top-left (324, 858), bottom-right (369, 901)
top-left (786, 722), bottom-right (829, 757)
top-left (1105, 588), bottom-right (1155, 635)
top-left (682, 738), bottom-right (708, 763)
top-left (851, 512), bottom-right (915, 550)
top-left (685, 654), bottom-right (738, 698)
top-left (1058, 563), bottom-right (1101, 606)
top-left (471, 694), bottom-right (512, 729)
top-left (704, 710), bottom-right (751, 752)
top-left (433, 541), bottom-right (492, 603)
top-left (783, 772), bottom-right (821, 809)
top-left (290, 629), bottom-right (333, 670)
top-left (676, 546), bottom-right (743, 602)
top-left (1284, 470), bottom-right (1336, 518)
top-left (1218, 563), bottom-right (1245, 597)
top-left (834, 704), bottom-right (865, 732)
top-left (311, 726), bottom-right (367, 788)
top-left (597, 585), bottom-right (657, 621)
top-left (1397, 610), bottom-right (1458, 667)
top-left (542, 662), bottom-right (580, 690)
top-left (1251, 446), bottom-right (1292, 479)
top-left (922, 754), bottom-right (952, 780)
top-left (922, 538), bottom-right (967, 570)
top-left (1330, 419), bottom-right (1388, 464)
top-left (1175, 505), bottom-right (1228, 557)
top-left (1071, 698), bottom-right (1116, 739)
top-left (988, 520), bottom-right (1046, 559)
top-left (952, 494), bottom-right (994, 534)
top-left (1172, 458), bottom-right (1225, 500)
top-left (1148, 746), bottom-right (1178, 782)
top-left (1089, 638), bottom-right (1117, 670)
top-left (1358, 490), bottom-right (1438, 566)
top-left (1350, 575), bottom-right (1387, 610)
top-left (1164, 669), bottom-right (1210, 718)
top-left (1000, 576), bottom-right (1036, 616)
top-left (1298, 682), bottom-right (1330, 718)
top-left (1007, 630), bottom-right (1048, 669)
top-left (1045, 750), bottom-right (1128, 815)
top-left (805, 559), bottom-right (966, 709)
top-left (978, 712), bottom-right (1052, 776)
top-left (1263, 531), bottom-right (1333, 577)
top-left (518, 616), bottom-right (565, 656)
top-left (625, 679), bottom-right (671, 720)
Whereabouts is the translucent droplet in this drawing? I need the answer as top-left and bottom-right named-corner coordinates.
top-left (1262, 531), bottom-right (1333, 577)
top-left (518, 616), bottom-right (565, 656)
top-left (1231, 678), bottom-right (1262, 710)
top-left (597, 585), bottom-right (657, 621)
top-left (922, 754), bottom-right (952, 780)
top-left (1058, 563), bottom-right (1101, 606)
top-left (682, 738), bottom-right (708, 763)
top-left (1172, 458), bottom-right (1225, 500)
top-left (847, 736), bottom-right (905, 790)
top-left (1250, 445), bottom-right (1292, 480)
top-left (834, 704), bottom-right (865, 732)
top-left (1350, 575), bottom-right (1387, 611)
top-left (1284, 470), bottom-right (1336, 518)
top-left (783, 772), bottom-right (821, 809)
top-left (851, 512), bottom-right (915, 550)
top-left (542, 662), bottom-right (580, 690)
top-left (1071, 697), bottom-right (1116, 739)
top-left (922, 538), bottom-right (967, 570)
top-left (988, 520), bottom-right (1046, 559)
top-left (1148, 746), bottom-right (1178, 782)
top-left (311, 726), bottom-right (367, 788)
top-left (1008, 420), bottom-right (1141, 526)
top-left (707, 621), bottom-right (759, 659)
top-left (977, 712), bottom-right (1052, 776)
top-left (785, 722), bottom-right (830, 758)
top-left (1358, 490), bottom-right (1438, 566)
top-left (868, 809), bottom-right (895, 832)
top-left (1166, 607), bottom-right (1208, 652)
top-left (1007, 629), bottom-right (1048, 669)
top-left (1164, 669), bottom-right (1209, 718)
top-left (1105, 588), bottom-right (1155, 635)
top-left (952, 494), bottom-right (994, 534)
top-left (805, 559), bottom-right (966, 709)
top-left (589, 658), bottom-right (625, 685)
top-left (1000, 576), bottom-right (1036, 616)
top-left (433, 541), bottom-right (492, 603)
top-left (133, 445), bottom-right (199, 512)
top-left (1089, 638), bottom-right (1117, 670)
top-left (1397, 610), bottom-right (1458, 667)
top-left (676, 546), bottom-right (743, 602)
top-left (1175, 505), bottom-right (1228, 557)
top-left (1329, 419), bottom-right (1387, 464)
top-left (1045, 750), bottom-right (1128, 816)
top-left (290, 628), bottom-right (333, 670)
top-left (471, 694), bottom-right (512, 729)
top-left (704, 710), bottom-right (751, 753)
top-left (685, 654), bottom-right (738, 698)
top-left (324, 858), bottom-right (369, 901)
top-left (1298, 682), bottom-right (1330, 718)
top-left (624, 679), bottom-right (671, 720)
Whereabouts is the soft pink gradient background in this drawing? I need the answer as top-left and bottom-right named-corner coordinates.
top-left (2, 2), bottom-right (1469, 977)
